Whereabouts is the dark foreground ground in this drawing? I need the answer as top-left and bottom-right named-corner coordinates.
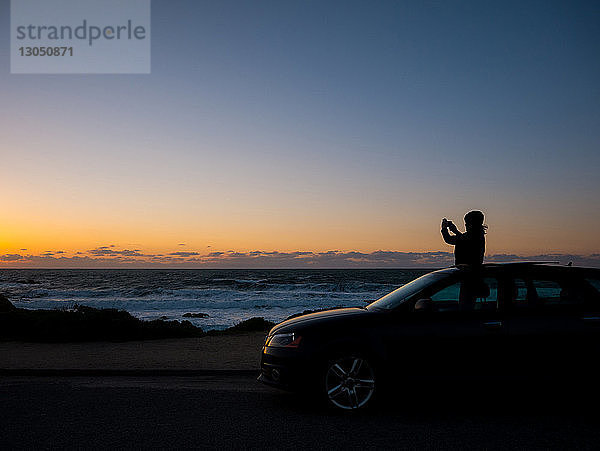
top-left (2, 375), bottom-right (600, 450)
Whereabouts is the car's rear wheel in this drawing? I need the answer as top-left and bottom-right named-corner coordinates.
top-left (324, 354), bottom-right (376, 410)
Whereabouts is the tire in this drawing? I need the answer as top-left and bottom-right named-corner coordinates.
top-left (323, 353), bottom-right (376, 410)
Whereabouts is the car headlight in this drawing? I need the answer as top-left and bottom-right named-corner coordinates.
top-left (266, 332), bottom-right (302, 348)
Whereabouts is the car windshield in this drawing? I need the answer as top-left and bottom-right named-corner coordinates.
top-left (367, 271), bottom-right (451, 311)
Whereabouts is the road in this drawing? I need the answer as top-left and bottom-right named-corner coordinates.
top-left (1, 374), bottom-right (599, 449)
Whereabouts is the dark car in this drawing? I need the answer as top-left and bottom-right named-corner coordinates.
top-left (258, 263), bottom-right (600, 410)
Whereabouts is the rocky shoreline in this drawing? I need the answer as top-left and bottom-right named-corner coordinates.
top-left (0, 294), bottom-right (274, 342)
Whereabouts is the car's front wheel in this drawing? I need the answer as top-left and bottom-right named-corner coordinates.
top-left (324, 354), bottom-right (376, 410)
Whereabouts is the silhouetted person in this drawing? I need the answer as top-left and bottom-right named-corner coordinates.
top-left (441, 210), bottom-right (486, 266)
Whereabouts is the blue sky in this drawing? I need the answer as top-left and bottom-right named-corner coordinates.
top-left (1, 0), bottom-right (599, 267)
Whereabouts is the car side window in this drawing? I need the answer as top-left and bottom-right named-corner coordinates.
top-left (531, 279), bottom-right (562, 304)
top-left (512, 278), bottom-right (528, 307)
top-left (475, 277), bottom-right (498, 311)
top-left (429, 277), bottom-right (498, 313)
top-left (533, 278), bottom-right (587, 306)
top-left (512, 277), bottom-right (586, 310)
top-left (430, 281), bottom-right (461, 312)
top-left (585, 278), bottom-right (600, 293)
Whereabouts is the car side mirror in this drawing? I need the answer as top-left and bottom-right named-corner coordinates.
top-left (414, 298), bottom-right (433, 313)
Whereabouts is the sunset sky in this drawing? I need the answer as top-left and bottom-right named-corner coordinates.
top-left (1, 0), bottom-right (599, 267)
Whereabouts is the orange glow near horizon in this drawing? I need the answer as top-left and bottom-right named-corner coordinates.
top-left (4, 166), bottom-right (598, 260)
top-left (1, 212), bottom-right (597, 262)
top-left (3, 158), bottom-right (599, 266)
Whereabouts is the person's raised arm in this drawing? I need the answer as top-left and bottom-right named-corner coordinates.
top-left (448, 220), bottom-right (461, 235)
top-left (441, 218), bottom-right (457, 244)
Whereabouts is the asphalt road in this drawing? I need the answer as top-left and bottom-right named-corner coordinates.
top-left (1, 375), bottom-right (599, 450)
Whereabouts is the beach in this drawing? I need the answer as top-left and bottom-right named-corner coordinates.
top-left (0, 332), bottom-right (266, 372)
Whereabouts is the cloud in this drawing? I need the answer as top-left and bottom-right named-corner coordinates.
top-left (87, 248), bottom-right (116, 256)
top-left (88, 247), bottom-right (150, 257)
top-left (168, 251), bottom-right (200, 257)
top-left (0, 254), bottom-right (26, 261)
top-left (0, 252), bottom-right (150, 267)
top-left (194, 250), bottom-right (456, 268)
top-left (2, 249), bottom-right (599, 268)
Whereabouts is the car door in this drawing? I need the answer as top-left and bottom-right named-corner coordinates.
top-left (385, 270), bottom-right (508, 383)
top-left (580, 274), bottom-right (600, 350)
top-left (505, 270), bottom-right (598, 380)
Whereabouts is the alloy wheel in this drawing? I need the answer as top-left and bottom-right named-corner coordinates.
top-left (325, 355), bottom-right (375, 410)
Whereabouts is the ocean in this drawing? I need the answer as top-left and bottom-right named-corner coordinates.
top-left (0, 269), bottom-right (431, 330)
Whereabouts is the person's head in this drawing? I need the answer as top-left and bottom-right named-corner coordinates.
top-left (464, 210), bottom-right (486, 234)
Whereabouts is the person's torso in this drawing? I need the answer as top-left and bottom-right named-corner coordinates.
top-left (454, 233), bottom-right (485, 265)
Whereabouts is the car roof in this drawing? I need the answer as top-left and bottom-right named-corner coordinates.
top-left (443, 262), bottom-right (600, 277)
top-left (482, 261), bottom-right (562, 267)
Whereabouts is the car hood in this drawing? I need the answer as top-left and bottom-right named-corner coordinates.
top-left (269, 307), bottom-right (369, 334)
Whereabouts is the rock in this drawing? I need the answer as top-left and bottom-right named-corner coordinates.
top-left (182, 312), bottom-right (209, 318)
top-left (0, 294), bottom-right (17, 312)
top-left (17, 279), bottom-right (39, 285)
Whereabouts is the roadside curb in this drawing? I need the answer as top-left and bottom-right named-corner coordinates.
top-left (0, 369), bottom-right (259, 377)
